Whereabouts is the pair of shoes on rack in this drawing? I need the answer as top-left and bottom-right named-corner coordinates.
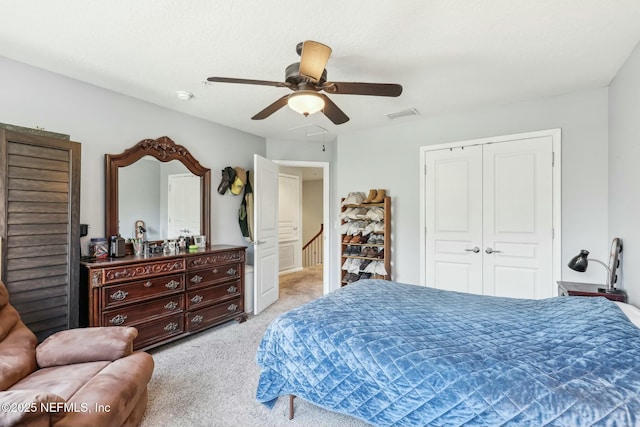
top-left (342, 192), bottom-right (366, 206)
top-left (343, 272), bottom-right (372, 284)
top-left (342, 220), bottom-right (366, 235)
top-left (343, 246), bottom-right (361, 256)
top-left (361, 260), bottom-right (388, 276)
top-left (340, 207), bottom-right (369, 220)
top-left (343, 272), bottom-right (357, 283)
top-left (360, 247), bottom-right (378, 258)
top-left (366, 207), bottom-right (385, 221)
top-left (367, 234), bottom-right (384, 244)
top-left (349, 234), bottom-right (364, 243)
top-left (359, 259), bottom-right (373, 270)
top-left (342, 258), bottom-right (360, 273)
top-left (362, 189), bottom-right (387, 204)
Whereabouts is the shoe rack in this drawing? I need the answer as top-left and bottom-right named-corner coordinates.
top-left (340, 190), bottom-right (391, 286)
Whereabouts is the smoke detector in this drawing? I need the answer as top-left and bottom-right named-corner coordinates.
top-left (176, 90), bottom-right (194, 101)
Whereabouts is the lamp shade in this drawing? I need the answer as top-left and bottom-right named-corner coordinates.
top-left (287, 91), bottom-right (324, 116)
top-left (568, 249), bottom-right (589, 272)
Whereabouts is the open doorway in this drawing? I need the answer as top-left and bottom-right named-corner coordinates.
top-left (275, 161), bottom-right (329, 299)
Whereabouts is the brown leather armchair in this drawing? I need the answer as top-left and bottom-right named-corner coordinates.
top-left (0, 280), bottom-right (154, 427)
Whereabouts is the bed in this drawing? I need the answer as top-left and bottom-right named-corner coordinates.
top-left (255, 280), bottom-right (640, 426)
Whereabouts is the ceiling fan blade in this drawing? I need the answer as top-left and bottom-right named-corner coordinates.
top-left (323, 82), bottom-right (402, 97)
top-left (207, 76), bottom-right (290, 88)
top-left (251, 95), bottom-right (290, 120)
top-left (299, 40), bottom-right (332, 83)
top-left (320, 94), bottom-right (349, 125)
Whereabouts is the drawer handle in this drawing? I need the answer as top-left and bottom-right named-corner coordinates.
top-left (212, 268), bottom-right (219, 274)
top-left (191, 314), bottom-right (204, 324)
top-left (144, 281), bottom-right (153, 288)
top-left (165, 280), bottom-right (180, 290)
top-left (227, 285), bottom-right (237, 293)
top-left (227, 303), bottom-right (238, 312)
top-left (191, 295), bottom-right (203, 304)
top-left (226, 268), bottom-right (237, 276)
top-left (164, 322), bottom-right (179, 332)
top-left (109, 314), bottom-right (127, 325)
top-left (164, 301), bottom-right (179, 311)
top-left (190, 275), bottom-right (203, 284)
top-left (110, 290), bottom-right (129, 301)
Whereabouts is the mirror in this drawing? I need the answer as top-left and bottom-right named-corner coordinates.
top-left (118, 157), bottom-right (200, 240)
top-left (106, 136), bottom-right (210, 245)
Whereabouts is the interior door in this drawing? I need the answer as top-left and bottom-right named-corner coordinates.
top-left (253, 154), bottom-right (279, 314)
top-left (482, 137), bottom-right (554, 298)
top-left (278, 173), bottom-right (300, 241)
top-left (424, 135), bottom-right (555, 299)
top-left (425, 145), bottom-right (483, 294)
top-left (167, 173), bottom-right (200, 238)
top-left (278, 173), bottom-right (301, 272)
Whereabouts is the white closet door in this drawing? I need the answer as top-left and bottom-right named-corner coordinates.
top-left (424, 134), bottom-right (555, 299)
top-left (482, 137), bottom-right (554, 299)
top-left (425, 145), bottom-right (483, 294)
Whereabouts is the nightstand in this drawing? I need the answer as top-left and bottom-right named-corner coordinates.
top-left (557, 281), bottom-right (628, 303)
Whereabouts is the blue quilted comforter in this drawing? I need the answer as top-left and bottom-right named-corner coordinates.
top-left (256, 280), bottom-right (640, 426)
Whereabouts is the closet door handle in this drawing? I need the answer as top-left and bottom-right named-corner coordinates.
top-left (485, 247), bottom-right (502, 254)
top-left (465, 247), bottom-right (480, 253)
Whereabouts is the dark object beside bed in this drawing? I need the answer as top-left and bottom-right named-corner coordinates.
top-left (256, 280), bottom-right (640, 426)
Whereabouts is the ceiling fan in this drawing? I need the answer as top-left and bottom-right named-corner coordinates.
top-left (206, 40), bottom-right (403, 125)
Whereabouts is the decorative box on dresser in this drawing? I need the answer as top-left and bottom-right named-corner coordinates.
top-left (81, 245), bottom-right (247, 350)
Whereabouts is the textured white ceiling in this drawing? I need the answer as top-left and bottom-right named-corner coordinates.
top-left (1, 0), bottom-right (640, 142)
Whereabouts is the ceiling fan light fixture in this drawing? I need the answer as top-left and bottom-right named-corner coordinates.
top-left (287, 91), bottom-right (324, 116)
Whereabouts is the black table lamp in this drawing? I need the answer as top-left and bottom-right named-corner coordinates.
top-left (567, 238), bottom-right (623, 294)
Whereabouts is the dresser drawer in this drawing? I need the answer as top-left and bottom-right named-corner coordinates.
top-left (186, 298), bottom-right (243, 332)
top-left (186, 280), bottom-right (241, 310)
top-left (187, 263), bottom-right (241, 289)
top-left (133, 313), bottom-right (184, 350)
top-left (101, 258), bottom-right (185, 285)
top-left (101, 274), bottom-right (184, 310)
top-left (102, 294), bottom-right (184, 327)
top-left (186, 250), bottom-right (243, 269)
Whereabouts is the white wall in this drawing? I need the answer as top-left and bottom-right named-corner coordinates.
top-left (609, 41), bottom-right (640, 306)
top-left (337, 88), bottom-right (610, 289)
top-left (0, 56), bottom-right (266, 255)
top-left (302, 180), bottom-right (323, 244)
top-left (1, 55), bottom-right (624, 304)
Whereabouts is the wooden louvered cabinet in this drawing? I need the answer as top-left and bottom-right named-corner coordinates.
top-left (0, 126), bottom-right (81, 342)
top-left (81, 245), bottom-right (246, 351)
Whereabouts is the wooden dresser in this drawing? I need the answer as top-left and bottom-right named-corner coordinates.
top-left (80, 245), bottom-right (247, 350)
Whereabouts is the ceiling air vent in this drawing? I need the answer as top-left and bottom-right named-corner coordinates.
top-left (385, 108), bottom-right (420, 120)
top-left (288, 124), bottom-right (328, 137)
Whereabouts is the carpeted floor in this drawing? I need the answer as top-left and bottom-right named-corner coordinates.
top-left (139, 265), bottom-right (370, 427)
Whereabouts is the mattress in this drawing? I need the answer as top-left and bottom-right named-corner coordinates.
top-left (256, 280), bottom-right (640, 426)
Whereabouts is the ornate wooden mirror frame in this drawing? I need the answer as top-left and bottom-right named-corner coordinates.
top-left (105, 136), bottom-right (211, 244)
